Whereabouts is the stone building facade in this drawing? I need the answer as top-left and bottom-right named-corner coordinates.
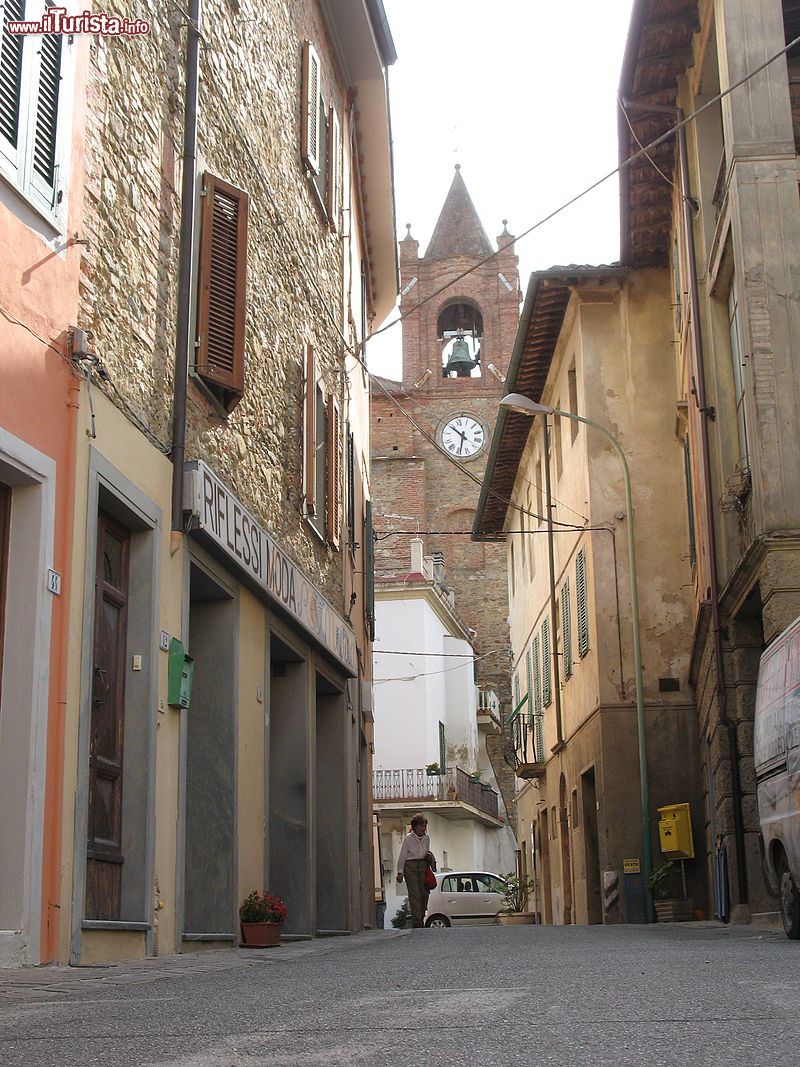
top-left (1, 0), bottom-right (399, 966)
top-left (620, 0), bottom-right (800, 922)
top-left (370, 167), bottom-right (520, 817)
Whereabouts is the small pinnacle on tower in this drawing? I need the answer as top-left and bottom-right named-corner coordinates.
top-left (501, 219), bottom-right (510, 235)
top-left (402, 223), bottom-right (414, 241)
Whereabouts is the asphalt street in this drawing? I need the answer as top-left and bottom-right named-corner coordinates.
top-left (0, 923), bottom-right (797, 1066)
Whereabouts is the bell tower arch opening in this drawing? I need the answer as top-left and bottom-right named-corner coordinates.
top-left (438, 300), bottom-right (483, 378)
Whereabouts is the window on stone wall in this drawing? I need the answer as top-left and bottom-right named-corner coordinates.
top-left (325, 397), bottom-right (341, 549)
top-left (302, 344), bottom-right (341, 550)
top-left (0, 0), bottom-right (74, 225)
top-left (568, 360), bottom-right (579, 442)
top-left (195, 173), bottom-right (249, 413)
top-left (300, 40), bottom-right (341, 228)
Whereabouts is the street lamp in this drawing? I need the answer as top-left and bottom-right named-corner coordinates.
top-left (499, 392), bottom-right (654, 923)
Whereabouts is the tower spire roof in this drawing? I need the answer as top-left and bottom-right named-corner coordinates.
top-left (424, 165), bottom-right (493, 260)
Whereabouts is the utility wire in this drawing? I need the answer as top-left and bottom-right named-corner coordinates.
top-left (373, 647), bottom-right (503, 684)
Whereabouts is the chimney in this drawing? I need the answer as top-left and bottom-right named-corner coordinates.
top-left (431, 551), bottom-right (445, 584)
top-left (410, 537), bottom-right (424, 574)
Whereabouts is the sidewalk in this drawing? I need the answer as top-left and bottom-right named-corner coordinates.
top-left (0, 929), bottom-right (405, 1002)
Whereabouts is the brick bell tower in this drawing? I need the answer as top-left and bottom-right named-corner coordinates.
top-left (371, 165), bottom-right (520, 803)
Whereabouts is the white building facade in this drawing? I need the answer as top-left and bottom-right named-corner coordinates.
top-left (372, 539), bottom-right (516, 924)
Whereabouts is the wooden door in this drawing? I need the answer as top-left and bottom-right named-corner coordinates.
top-left (0, 483), bottom-right (10, 709)
top-left (86, 512), bottom-right (129, 919)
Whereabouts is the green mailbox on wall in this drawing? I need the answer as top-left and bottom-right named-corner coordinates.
top-left (168, 638), bottom-right (195, 709)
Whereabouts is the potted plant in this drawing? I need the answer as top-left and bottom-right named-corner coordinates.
top-left (426, 762), bottom-right (442, 776)
top-left (497, 872), bottom-right (537, 924)
top-left (649, 861), bottom-right (693, 922)
top-left (239, 890), bottom-right (288, 947)
top-left (391, 897), bottom-right (412, 929)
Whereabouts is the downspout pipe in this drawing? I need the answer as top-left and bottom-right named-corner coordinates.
top-left (677, 111), bottom-right (748, 909)
top-left (542, 418), bottom-right (564, 747)
top-left (170, 0), bottom-right (202, 532)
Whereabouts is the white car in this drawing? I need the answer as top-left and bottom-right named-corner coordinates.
top-left (425, 871), bottom-right (508, 927)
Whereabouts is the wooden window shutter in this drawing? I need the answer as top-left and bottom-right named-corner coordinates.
top-left (0, 0), bottom-right (25, 151)
top-left (301, 41), bottom-right (321, 175)
top-left (196, 173), bottom-right (248, 408)
top-left (304, 344), bottom-right (316, 515)
top-left (562, 575), bottom-right (572, 679)
top-left (542, 618), bottom-right (552, 708)
top-left (327, 105), bottom-right (341, 229)
top-left (326, 397), bottom-right (341, 548)
top-left (365, 499), bottom-right (375, 640)
top-left (346, 427), bottom-right (356, 551)
top-left (31, 22), bottom-right (62, 194)
top-left (576, 547), bottom-right (589, 658)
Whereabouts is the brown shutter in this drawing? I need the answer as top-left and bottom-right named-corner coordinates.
top-left (301, 41), bottom-right (321, 175)
top-left (327, 105), bottom-right (341, 230)
top-left (304, 343), bottom-right (316, 515)
top-left (196, 173), bottom-right (248, 407)
top-left (326, 398), bottom-right (341, 548)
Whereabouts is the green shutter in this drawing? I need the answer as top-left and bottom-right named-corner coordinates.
top-left (438, 720), bottom-right (446, 770)
top-left (525, 650), bottom-right (533, 726)
top-left (576, 547), bottom-right (589, 658)
top-left (562, 575), bottom-right (572, 679)
top-left (532, 635), bottom-right (543, 762)
top-left (542, 618), bottom-right (552, 707)
top-left (365, 499), bottom-right (375, 640)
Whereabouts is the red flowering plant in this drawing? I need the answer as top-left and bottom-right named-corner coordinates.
top-left (239, 890), bottom-right (288, 925)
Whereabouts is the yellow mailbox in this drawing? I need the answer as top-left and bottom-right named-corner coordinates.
top-left (657, 803), bottom-right (694, 859)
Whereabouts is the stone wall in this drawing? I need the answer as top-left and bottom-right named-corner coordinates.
top-left (78, 0), bottom-right (352, 605)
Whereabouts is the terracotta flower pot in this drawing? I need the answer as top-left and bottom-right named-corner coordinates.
top-left (240, 921), bottom-right (283, 947)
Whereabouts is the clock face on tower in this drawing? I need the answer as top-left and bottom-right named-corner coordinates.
top-left (441, 415), bottom-right (486, 458)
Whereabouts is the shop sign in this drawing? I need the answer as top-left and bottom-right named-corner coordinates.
top-left (185, 462), bottom-right (357, 674)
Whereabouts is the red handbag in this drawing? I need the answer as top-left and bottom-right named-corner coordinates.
top-left (424, 864), bottom-right (437, 890)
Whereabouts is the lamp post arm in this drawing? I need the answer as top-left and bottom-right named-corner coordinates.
top-left (547, 406), bottom-right (654, 922)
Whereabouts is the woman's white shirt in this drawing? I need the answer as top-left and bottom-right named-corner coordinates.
top-left (396, 832), bottom-right (431, 874)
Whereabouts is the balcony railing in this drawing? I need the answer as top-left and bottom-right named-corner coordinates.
top-left (373, 766), bottom-right (499, 821)
top-left (477, 688), bottom-right (500, 717)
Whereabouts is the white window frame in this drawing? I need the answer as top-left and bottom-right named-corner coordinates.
top-left (0, 0), bottom-right (75, 232)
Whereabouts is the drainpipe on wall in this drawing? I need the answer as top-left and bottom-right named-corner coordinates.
top-left (170, 0), bottom-right (202, 535)
top-left (542, 418), bottom-right (564, 747)
top-left (677, 111), bottom-right (748, 911)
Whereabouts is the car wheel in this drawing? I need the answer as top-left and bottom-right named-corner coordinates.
top-left (778, 852), bottom-right (800, 940)
top-left (425, 915), bottom-right (451, 929)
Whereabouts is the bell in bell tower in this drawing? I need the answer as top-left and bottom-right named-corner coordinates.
top-left (397, 164), bottom-right (519, 391)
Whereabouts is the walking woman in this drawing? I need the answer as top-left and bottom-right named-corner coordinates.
top-left (396, 814), bottom-right (436, 928)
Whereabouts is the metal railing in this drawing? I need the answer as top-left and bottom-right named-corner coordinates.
top-left (372, 766), bottom-right (499, 820)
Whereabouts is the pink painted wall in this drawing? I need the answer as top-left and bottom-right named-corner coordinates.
top-left (0, 35), bottom-right (89, 963)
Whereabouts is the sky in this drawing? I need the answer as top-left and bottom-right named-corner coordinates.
top-left (366, 0), bottom-right (636, 380)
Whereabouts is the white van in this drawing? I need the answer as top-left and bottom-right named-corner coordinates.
top-left (754, 614), bottom-right (800, 939)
